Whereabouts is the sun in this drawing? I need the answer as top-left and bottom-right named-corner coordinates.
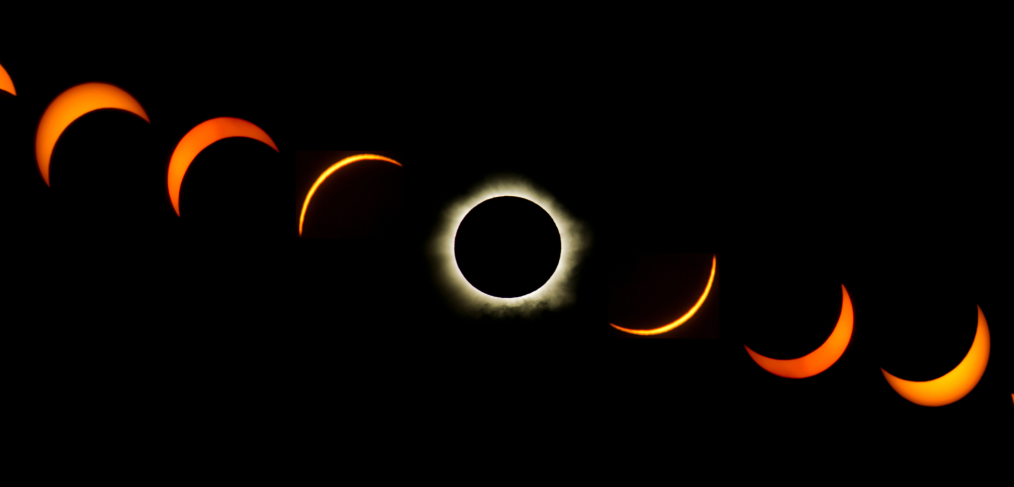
top-left (429, 173), bottom-right (589, 317)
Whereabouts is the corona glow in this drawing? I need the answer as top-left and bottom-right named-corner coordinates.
top-left (168, 117), bottom-right (278, 216)
top-left (35, 83), bottom-right (150, 186)
top-left (429, 174), bottom-right (588, 317)
top-left (611, 255), bottom-right (717, 336)
top-left (0, 62), bottom-right (15, 96)
top-left (881, 305), bottom-right (990, 407)
top-left (745, 284), bottom-right (854, 378)
top-left (299, 154), bottom-right (403, 236)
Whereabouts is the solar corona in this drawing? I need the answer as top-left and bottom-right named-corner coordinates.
top-left (5, 49), bottom-right (1012, 416)
top-left (430, 174), bottom-right (587, 317)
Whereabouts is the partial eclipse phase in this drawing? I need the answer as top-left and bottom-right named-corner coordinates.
top-left (745, 284), bottom-right (854, 378)
top-left (0, 62), bottom-right (15, 96)
top-left (610, 255), bottom-right (717, 336)
top-left (168, 117), bottom-right (278, 217)
top-left (36, 83), bottom-right (150, 187)
top-left (299, 154), bottom-right (403, 237)
top-left (881, 305), bottom-right (990, 407)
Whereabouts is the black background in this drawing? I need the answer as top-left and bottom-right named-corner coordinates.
top-left (2, 38), bottom-right (288, 355)
top-left (0, 43), bottom-right (286, 238)
top-left (717, 135), bottom-right (1014, 433)
top-left (5, 36), bottom-right (1010, 436)
top-left (294, 149), bottom-right (604, 341)
top-left (294, 128), bottom-right (1011, 435)
top-left (607, 252), bottom-right (720, 339)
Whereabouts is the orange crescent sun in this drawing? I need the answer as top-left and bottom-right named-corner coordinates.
top-left (745, 284), bottom-right (854, 379)
top-left (881, 305), bottom-right (990, 407)
top-left (167, 117), bottom-right (278, 217)
top-left (0, 62), bottom-right (15, 96)
top-left (298, 154), bottom-right (403, 237)
top-left (35, 83), bottom-right (150, 186)
top-left (610, 254), bottom-right (717, 336)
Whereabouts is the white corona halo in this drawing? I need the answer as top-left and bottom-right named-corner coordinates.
top-left (430, 173), bottom-right (589, 317)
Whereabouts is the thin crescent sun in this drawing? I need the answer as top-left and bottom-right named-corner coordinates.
top-left (299, 154), bottom-right (403, 237)
top-left (167, 117), bottom-right (279, 217)
top-left (611, 254), bottom-right (717, 336)
top-left (36, 82), bottom-right (150, 187)
top-left (0, 62), bottom-right (15, 96)
top-left (881, 305), bottom-right (990, 407)
top-left (744, 284), bottom-right (854, 378)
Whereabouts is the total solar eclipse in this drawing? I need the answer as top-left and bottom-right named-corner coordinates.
top-left (430, 174), bottom-right (587, 317)
top-left (454, 196), bottom-right (562, 298)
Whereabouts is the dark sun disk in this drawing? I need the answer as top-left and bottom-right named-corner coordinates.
top-left (454, 196), bottom-right (561, 298)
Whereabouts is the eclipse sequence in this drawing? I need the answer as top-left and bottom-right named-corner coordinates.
top-left (4, 54), bottom-right (1009, 412)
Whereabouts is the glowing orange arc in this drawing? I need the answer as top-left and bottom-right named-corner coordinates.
top-left (298, 154), bottom-right (403, 237)
top-left (0, 62), bottom-right (15, 96)
top-left (610, 255), bottom-right (717, 336)
top-left (745, 284), bottom-right (854, 379)
top-left (167, 117), bottom-right (279, 217)
top-left (881, 305), bottom-right (990, 407)
top-left (35, 83), bottom-right (150, 186)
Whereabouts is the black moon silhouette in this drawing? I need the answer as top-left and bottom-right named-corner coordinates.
top-left (454, 196), bottom-right (562, 298)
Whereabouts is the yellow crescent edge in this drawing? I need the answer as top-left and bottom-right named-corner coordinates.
top-left (610, 254), bottom-right (717, 336)
top-left (880, 305), bottom-right (991, 407)
top-left (298, 154), bottom-right (403, 237)
top-left (743, 284), bottom-right (854, 379)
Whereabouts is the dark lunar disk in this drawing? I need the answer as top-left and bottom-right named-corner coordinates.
top-left (454, 196), bottom-right (562, 298)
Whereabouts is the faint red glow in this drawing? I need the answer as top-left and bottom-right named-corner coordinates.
top-left (881, 305), bottom-right (991, 407)
top-left (35, 83), bottom-right (150, 186)
top-left (167, 117), bottom-right (278, 217)
top-left (745, 284), bottom-right (854, 379)
top-left (611, 255), bottom-right (717, 336)
top-left (298, 154), bottom-right (403, 236)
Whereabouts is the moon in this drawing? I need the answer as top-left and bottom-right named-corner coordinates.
top-left (881, 305), bottom-right (990, 407)
top-left (167, 117), bottom-right (278, 217)
top-left (744, 284), bottom-right (854, 378)
top-left (430, 174), bottom-right (588, 317)
top-left (611, 255), bottom-right (717, 336)
top-left (454, 196), bottom-right (562, 298)
top-left (36, 83), bottom-right (150, 186)
top-left (0, 62), bottom-right (15, 96)
top-left (299, 154), bottom-right (403, 236)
